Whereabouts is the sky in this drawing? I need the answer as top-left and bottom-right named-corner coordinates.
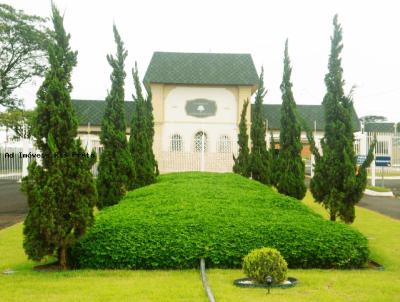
top-left (4, 0), bottom-right (400, 122)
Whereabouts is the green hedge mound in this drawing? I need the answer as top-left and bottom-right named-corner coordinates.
top-left (71, 172), bottom-right (369, 269)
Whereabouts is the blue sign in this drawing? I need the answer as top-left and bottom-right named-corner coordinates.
top-left (357, 155), bottom-right (366, 165)
top-left (375, 156), bottom-right (391, 167)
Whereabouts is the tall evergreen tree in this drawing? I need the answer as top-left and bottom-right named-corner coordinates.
top-left (96, 25), bottom-right (135, 208)
top-left (309, 15), bottom-right (374, 223)
top-left (276, 40), bottom-right (306, 200)
top-left (144, 85), bottom-right (159, 176)
top-left (129, 63), bottom-right (157, 187)
top-left (249, 68), bottom-right (271, 184)
top-left (21, 5), bottom-right (97, 269)
top-left (233, 100), bottom-right (250, 177)
top-left (269, 131), bottom-right (279, 186)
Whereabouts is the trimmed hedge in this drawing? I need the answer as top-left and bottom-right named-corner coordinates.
top-left (71, 172), bottom-right (369, 269)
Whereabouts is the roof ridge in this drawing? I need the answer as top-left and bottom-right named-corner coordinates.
top-left (153, 51), bottom-right (253, 56)
top-left (71, 99), bottom-right (134, 102)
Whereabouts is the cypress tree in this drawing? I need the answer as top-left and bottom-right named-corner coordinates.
top-left (249, 68), bottom-right (271, 184)
top-left (129, 63), bottom-right (157, 187)
top-left (21, 5), bottom-right (97, 269)
top-left (144, 85), bottom-right (159, 176)
top-left (96, 25), bottom-right (135, 208)
top-left (309, 15), bottom-right (374, 223)
top-left (233, 100), bottom-right (250, 177)
top-left (276, 40), bottom-right (306, 200)
top-left (269, 131), bottom-right (279, 187)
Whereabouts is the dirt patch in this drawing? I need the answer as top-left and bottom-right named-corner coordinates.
top-left (33, 262), bottom-right (65, 272)
top-left (368, 259), bottom-right (384, 270)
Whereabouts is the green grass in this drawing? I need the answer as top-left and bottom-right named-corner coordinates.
top-left (368, 170), bottom-right (400, 177)
top-left (366, 185), bottom-right (392, 192)
top-left (0, 224), bottom-right (206, 302)
top-left (1, 178), bottom-right (400, 301)
top-left (207, 192), bottom-right (400, 302)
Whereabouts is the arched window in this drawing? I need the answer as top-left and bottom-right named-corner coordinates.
top-left (170, 134), bottom-right (183, 152)
top-left (194, 131), bottom-right (207, 152)
top-left (217, 135), bottom-right (231, 153)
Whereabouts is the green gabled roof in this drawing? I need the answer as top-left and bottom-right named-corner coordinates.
top-left (364, 122), bottom-right (395, 133)
top-left (72, 99), bottom-right (134, 126)
top-left (257, 104), bottom-right (361, 132)
top-left (143, 52), bottom-right (259, 86)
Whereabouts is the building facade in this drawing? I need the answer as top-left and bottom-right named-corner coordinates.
top-left (71, 51), bottom-right (361, 173)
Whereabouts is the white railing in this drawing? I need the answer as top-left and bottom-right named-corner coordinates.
top-left (356, 132), bottom-right (400, 184)
top-left (156, 150), bottom-right (237, 173)
top-left (0, 145), bottom-right (37, 180)
top-left (1, 136), bottom-right (239, 180)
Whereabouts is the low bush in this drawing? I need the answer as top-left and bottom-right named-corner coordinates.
top-left (71, 172), bottom-right (369, 269)
top-left (243, 247), bottom-right (287, 284)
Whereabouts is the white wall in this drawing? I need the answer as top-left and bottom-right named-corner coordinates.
top-left (162, 86), bottom-right (238, 153)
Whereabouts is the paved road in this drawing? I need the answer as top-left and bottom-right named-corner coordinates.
top-left (358, 195), bottom-right (400, 220)
top-left (0, 180), bottom-right (27, 229)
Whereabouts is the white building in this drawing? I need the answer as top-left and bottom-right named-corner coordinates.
top-left (71, 52), bottom-right (361, 173)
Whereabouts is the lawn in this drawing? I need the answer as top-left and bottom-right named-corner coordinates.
top-left (0, 224), bottom-right (206, 302)
top-left (368, 169), bottom-right (400, 177)
top-left (367, 185), bottom-right (392, 192)
top-left (1, 191), bottom-right (400, 301)
top-left (207, 192), bottom-right (400, 301)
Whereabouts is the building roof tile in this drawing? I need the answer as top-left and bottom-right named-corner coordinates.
top-left (143, 52), bottom-right (259, 86)
top-left (257, 104), bottom-right (361, 132)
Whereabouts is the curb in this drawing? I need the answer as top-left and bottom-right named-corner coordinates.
top-left (364, 189), bottom-right (394, 197)
top-left (368, 176), bottom-right (400, 180)
top-left (200, 258), bottom-right (216, 302)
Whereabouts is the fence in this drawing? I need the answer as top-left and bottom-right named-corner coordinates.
top-left (0, 136), bottom-right (237, 180)
top-left (365, 132), bottom-right (400, 182)
top-left (304, 132), bottom-right (400, 178)
top-left (0, 138), bottom-right (103, 180)
top-left (0, 145), bottom-right (37, 180)
top-left (4, 132), bottom-right (397, 181)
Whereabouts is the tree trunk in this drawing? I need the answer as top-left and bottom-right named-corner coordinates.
top-left (59, 244), bottom-right (67, 270)
top-left (330, 212), bottom-right (336, 221)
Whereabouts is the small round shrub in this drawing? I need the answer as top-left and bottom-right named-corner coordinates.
top-left (243, 247), bottom-right (288, 284)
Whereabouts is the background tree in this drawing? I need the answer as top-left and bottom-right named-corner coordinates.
top-left (359, 115), bottom-right (387, 124)
top-left (0, 4), bottom-right (49, 108)
top-left (233, 100), bottom-right (250, 177)
top-left (249, 68), bottom-right (271, 184)
top-left (276, 40), bottom-right (306, 200)
top-left (96, 25), bottom-right (135, 208)
top-left (129, 63), bottom-right (157, 187)
top-left (22, 5), bottom-right (97, 269)
top-left (0, 107), bottom-right (33, 138)
top-left (309, 15), bottom-right (374, 223)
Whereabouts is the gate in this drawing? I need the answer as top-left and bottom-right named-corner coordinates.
top-left (155, 135), bottom-right (238, 173)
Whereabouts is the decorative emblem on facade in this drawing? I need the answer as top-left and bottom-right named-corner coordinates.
top-left (185, 99), bottom-right (217, 118)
